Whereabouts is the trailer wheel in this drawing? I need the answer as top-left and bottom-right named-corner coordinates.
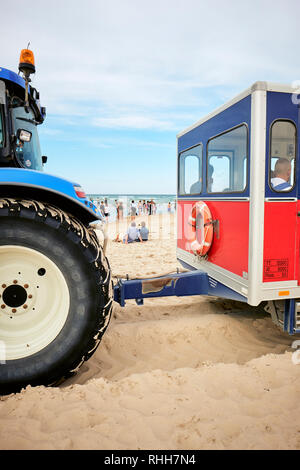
top-left (0, 198), bottom-right (112, 395)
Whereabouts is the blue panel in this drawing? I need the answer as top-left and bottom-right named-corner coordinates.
top-left (177, 95), bottom-right (251, 197)
top-left (265, 91), bottom-right (299, 198)
top-left (0, 168), bottom-right (100, 219)
top-left (0, 67), bottom-right (26, 89)
top-left (288, 299), bottom-right (296, 335)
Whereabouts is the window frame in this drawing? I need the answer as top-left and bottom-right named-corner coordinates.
top-left (0, 105), bottom-right (5, 148)
top-left (268, 118), bottom-right (297, 194)
top-left (178, 142), bottom-right (203, 196)
top-left (206, 123), bottom-right (249, 195)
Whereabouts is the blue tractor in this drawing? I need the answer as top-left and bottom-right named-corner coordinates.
top-left (0, 49), bottom-right (112, 395)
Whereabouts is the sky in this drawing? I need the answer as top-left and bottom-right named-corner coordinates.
top-left (1, 0), bottom-right (300, 194)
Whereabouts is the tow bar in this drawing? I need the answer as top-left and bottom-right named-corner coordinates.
top-left (113, 270), bottom-right (247, 307)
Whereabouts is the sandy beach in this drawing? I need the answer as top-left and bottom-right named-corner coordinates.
top-left (0, 212), bottom-right (300, 450)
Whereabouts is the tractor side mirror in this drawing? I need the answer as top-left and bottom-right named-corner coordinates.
top-left (17, 129), bottom-right (32, 143)
top-left (42, 155), bottom-right (47, 165)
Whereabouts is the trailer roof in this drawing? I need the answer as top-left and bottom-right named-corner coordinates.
top-left (177, 81), bottom-right (296, 138)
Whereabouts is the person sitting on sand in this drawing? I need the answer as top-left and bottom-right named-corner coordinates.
top-left (123, 222), bottom-right (143, 244)
top-left (138, 221), bottom-right (149, 241)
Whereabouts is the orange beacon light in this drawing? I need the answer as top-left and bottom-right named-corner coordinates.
top-left (19, 48), bottom-right (35, 76)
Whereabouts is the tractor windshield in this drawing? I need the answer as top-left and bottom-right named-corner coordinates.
top-left (11, 106), bottom-right (42, 171)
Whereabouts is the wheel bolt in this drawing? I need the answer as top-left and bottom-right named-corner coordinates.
top-left (13, 280), bottom-right (18, 284)
top-left (12, 309), bottom-right (16, 313)
top-left (1, 304), bottom-right (5, 309)
top-left (24, 284), bottom-right (29, 289)
top-left (2, 284), bottom-right (6, 288)
top-left (23, 305), bottom-right (28, 309)
top-left (28, 294), bottom-right (32, 299)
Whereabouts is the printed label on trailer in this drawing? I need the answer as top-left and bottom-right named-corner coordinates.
top-left (264, 259), bottom-right (289, 279)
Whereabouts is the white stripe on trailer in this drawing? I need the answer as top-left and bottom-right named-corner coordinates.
top-left (247, 88), bottom-right (267, 306)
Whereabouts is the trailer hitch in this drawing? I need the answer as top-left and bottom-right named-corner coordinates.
top-left (113, 269), bottom-right (246, 307)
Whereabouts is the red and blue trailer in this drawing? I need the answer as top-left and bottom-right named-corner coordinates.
top-left (115, 81), bottom-right (300, 335)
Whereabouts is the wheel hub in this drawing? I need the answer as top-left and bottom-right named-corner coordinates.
top-left (0, 245), bottom-right (70, 360)
top-left (0, 280), bottom-right (34, 316)
top-left (3, 284), bottom-right (28, 308)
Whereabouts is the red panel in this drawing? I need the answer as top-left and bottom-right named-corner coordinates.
top-left (177, 200), bottom-right (249, 277)
top-left (263, 202), bottom-right (297, 282)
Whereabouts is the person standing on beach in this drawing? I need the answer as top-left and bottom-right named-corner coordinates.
top-left (149, 199), bottom-right (154, 215)
top-left (153, 200), bottom-right (157, 214)
top-left (130, 200), bottom-right (137, 220)
top-left (115, 200), bottom-right (119, 220)
top-left (119, 201), bottom-right (124, 219)
top-left (138, 200), bottom-right (142, 216)
top-left (103, 199), bottom-right (109, 221)
top-left (99, 201), bottom-right (105, 218)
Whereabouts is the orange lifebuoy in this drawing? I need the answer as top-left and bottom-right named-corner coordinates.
top-left (188, 201), bottom-right (214, 256)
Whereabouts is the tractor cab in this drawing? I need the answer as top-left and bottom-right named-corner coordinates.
top-left (176, 81), bottom-right (300, 333)
top-left (0, 48), bottom-right (46, 171)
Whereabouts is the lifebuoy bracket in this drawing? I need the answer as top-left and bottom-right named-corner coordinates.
top-left (204, 219), bottom-right (219, 239)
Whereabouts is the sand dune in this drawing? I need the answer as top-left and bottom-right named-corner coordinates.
top-left (0, 213), bottom-right (299, 450)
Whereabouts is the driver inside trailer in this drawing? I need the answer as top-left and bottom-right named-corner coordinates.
top-left (271, 158), bottom-right (292, 191)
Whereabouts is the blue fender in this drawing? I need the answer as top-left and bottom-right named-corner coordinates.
top-left (0, 168), bottom-right (102, 225)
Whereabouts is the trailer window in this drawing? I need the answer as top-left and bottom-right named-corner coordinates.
top-left (207, 124), bottom-right (248, 193)
top-left (270, 120), bottom-right (296, 192)
top-left (179, 144), bottom-right (202, 195)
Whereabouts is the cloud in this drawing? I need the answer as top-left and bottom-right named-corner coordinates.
top-left (3, 0), bottom-right (300, 129)
top-left (92, 115), bottom-right (175, 130)
top-left (2, 0), bottom-right (300, 193)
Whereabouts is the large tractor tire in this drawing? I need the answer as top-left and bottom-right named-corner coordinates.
top-left (0, 198), bottom-right (112, 395)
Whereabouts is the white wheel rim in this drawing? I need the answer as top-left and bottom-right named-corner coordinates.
top-left (0, 245), bottom-right (70, 360)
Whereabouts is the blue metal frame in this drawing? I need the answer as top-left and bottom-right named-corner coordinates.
top-left (177, 95), bottom-right (251, 198)
top-left (265, 91), bottom-right (299, 199)
top-left (114, 270), bottom-right (247, 307)
top-left (283, 299), bottom-right (300, 335)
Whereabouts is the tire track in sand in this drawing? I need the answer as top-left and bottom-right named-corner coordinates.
top-left (64, 295), bottom-right (296, 386)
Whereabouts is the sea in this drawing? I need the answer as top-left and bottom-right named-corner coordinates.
top-left (87, 194), bottom-right (176, 222)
